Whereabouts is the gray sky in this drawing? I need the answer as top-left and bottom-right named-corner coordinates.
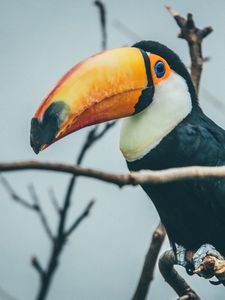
top-left (1, 0), bottom-right (225, 299)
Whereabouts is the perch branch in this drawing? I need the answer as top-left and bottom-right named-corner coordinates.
top-left (4, 161), bottom-right (225, 185)
top-left (159, 250), bottom-right (201, 300)
top-left (3, 162), bottom-right (225, 290)
top-left (131, 223), bottom-right (166, 300)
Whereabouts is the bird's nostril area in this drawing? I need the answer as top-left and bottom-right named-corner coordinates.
top-left (30, 101), bottom-right (70, 154)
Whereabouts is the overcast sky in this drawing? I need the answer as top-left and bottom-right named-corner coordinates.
top-left (1, 0), bottom-right (225, 299)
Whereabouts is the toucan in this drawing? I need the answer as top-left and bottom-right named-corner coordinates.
top-left (30, 41), bottom-right (225, 273)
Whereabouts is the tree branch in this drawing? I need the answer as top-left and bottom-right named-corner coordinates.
top-left (4, 161), bottom-right (225, 186)
top-left (159, 250), bottom-right (201, 300)
top-left (94, 0), bottom-right (107, 50)
top-left (28, 184), bottom-right (54, 241)
top-left (155, 7), bottom-right (218, 299)
top-left (131, 223), bottom-right (166, 300)
top-left (31, 256), bottom-right (45, 278)
top-left (32, 4), bottom-right (113, 298)
top-left (1, 175), bottom-right (37, 210)
top-left (165, 6), bottom-right (213, 93)
top-left (4, 159), bottom-right (225, 294)
top-left (48, 188), bottom-right (61, 215)
top-left (64, 200), bottom-right (95, 237)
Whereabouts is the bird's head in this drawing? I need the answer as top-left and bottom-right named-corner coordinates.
top-left (30, 41), bottom-right (197, 155)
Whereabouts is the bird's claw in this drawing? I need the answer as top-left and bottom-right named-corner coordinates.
top-left (193, 244), bottom-right (224, 274)
top-left (175, 243), bottom-right (225, 283)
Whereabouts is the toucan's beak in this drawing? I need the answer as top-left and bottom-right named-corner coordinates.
top-left (30, 47), bottom-right (149, 154)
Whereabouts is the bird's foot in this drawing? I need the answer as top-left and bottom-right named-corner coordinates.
top-left (193, 244), bottom-right (224, 272)
top-left (175, 244), bottom-right (188, 267)
top-left (193, 244), bottom-right (224, 282)
top-left (175, 243), bottom-right (225, 284)
top-left (175, 244), bottom-right (195, 275)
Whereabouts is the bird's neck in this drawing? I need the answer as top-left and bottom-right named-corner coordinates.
top-left (120, 72), bottom-right (193, 162)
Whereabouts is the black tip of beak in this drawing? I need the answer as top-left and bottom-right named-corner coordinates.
top-left (30, 118), bottom-right (42, 154)
top-left (30, 101), bottom-right (70, 154)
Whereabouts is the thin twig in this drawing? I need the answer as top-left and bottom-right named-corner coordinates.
top-left (1, 175), bottom-right (37, 210)
top-left (65, 200), bottom-right (95, 237)
top-left (1, 176), bottom-right (54, 241)
top-left (33, 124), bottom-right (114, 300)
top-left (132, 223), bottom-right (166, 300)
top-left (28, 184), bottom-right (54, 241)
top-left (32, 4), bottom-right (112, 298)
top-left (94, 0), bottom-right (107, 50)
top-left (48, 188), bottom-right (61, 215)
top-left (31, 257), bottom-right (45, 277)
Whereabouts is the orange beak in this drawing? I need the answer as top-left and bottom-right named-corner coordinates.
top-left (30, 47), bottom-right (150, 153)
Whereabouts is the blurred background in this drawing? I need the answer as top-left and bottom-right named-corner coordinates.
top-left (1, 0), bottom-right (225, 299)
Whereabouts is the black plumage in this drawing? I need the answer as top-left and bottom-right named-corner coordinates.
top-left (128, 41), bottom-right (225, 256)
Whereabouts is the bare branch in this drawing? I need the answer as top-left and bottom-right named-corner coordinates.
top-left (1, 175), bottom-right (37, 210)
top-left (31, 256), bottom-right (44, 278)
top-left (28, 184), bottom-right (54, 241)
top-left (159, 250), bottom-right (201, 300)
top-left (166, 6), bottom-right (213, 93)
top-left (48, 188), bottom-right (61, 215)
top-left (94, 0), bottom-right (107, 50)
top-left (1, 176), bottom-right (54, 240)
top-left (161, 7), bottom-right (215, 299)
top-left (4, 161), bottom-right (225, 186)
top-left (132, 223), bottom-right (166, 300)
top-left (93, 121), bottom-right (116, 140)
top-left (33, 3), bottom-right (114, 298)
top-left (65, 200), bottom-right (95, 237)
top-left (34, 123), bottom-right (111, 299)
top-left (58, 125), bottom-right (104, 259)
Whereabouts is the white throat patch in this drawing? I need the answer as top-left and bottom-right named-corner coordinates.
top-left (120, 71), bottom-right (192, 162)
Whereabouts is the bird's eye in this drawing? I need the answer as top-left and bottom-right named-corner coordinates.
top-left (154, 61), bottom-right (165, 78)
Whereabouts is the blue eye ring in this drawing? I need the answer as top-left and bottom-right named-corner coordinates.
top-left (154, 61), bottom-right (165, 78)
